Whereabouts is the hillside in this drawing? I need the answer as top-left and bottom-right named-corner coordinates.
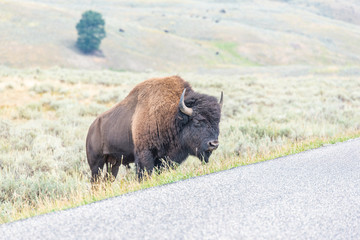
top-left (1, 0), bottom-right (360, 71)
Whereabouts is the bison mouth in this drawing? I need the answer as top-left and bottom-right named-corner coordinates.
top-left (194, 139), bottom-right (219, 163)
top-left (197, 150), bottom-right (212, 163)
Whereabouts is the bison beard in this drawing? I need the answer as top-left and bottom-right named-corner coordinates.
top-left (86, 76), bottom-right (222, 182)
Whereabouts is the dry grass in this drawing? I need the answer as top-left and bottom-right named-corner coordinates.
top-left (1, 65), bottom-right (360, 223)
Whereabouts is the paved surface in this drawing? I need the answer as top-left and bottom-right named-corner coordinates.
top-left (1, 138), bottom-right (360, 239)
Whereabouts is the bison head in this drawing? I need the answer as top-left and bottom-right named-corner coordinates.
top-left (178, 89), bottom-right (223, 163)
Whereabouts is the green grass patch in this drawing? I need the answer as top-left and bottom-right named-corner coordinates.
top-left (213, 41), bottom-right (259, 66)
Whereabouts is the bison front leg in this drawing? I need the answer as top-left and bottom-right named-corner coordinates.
top-left (135, 150), bottom-right (155, 180)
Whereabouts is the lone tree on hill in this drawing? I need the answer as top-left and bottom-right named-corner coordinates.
top-left (76, 10), bottom-right (106, 54)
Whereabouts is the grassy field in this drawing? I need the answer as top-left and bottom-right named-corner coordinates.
top-left (0, 65), bottom-right (360, 223)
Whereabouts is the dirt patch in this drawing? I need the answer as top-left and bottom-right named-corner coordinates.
top-left (0, 88), bottom-right (40, 107)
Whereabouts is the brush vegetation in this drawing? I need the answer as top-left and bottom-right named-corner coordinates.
top-left (0, 66), bottom-right (360, 223)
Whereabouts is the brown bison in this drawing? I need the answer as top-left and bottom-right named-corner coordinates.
top-left (86, 76), bottom-right (223, 181)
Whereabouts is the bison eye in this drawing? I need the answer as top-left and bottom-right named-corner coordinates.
top-left (193, 119), bottom-right (206, 128)
top-left (192, 119), bottom-right (201, 128)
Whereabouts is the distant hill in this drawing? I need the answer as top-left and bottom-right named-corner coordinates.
top-left (1, 0), bottom-right (360, 71)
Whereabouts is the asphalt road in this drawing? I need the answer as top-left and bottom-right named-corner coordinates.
top-left (1, 138), bottom-right (359, 239)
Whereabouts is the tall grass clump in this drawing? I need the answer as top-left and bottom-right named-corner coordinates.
top-left (0, 66), bottom-right (360, 223)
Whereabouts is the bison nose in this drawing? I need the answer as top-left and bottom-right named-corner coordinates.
top-left (208, 140), bottom-right (219, 151)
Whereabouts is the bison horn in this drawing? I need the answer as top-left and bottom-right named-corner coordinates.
top-left (179, 89), bottom-right (193, 116)
top-left (219, 91), bottom-right (223, 108)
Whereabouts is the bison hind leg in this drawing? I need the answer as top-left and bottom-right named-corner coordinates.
top-left (105, 154), bottom-right (134, 181)
top-left (89, 154), bottom-right (106, 183)
top-left (103, 155), bottom-right (119, 182)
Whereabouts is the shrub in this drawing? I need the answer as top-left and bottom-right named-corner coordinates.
top-left (76, 10), bottom-right (106, 54)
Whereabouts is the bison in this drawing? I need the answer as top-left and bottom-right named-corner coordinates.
top-left (86, 76), bottom-right (223, 181)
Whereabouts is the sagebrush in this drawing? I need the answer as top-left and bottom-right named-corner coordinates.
top-left (0, 66), bottom-right (359, 223)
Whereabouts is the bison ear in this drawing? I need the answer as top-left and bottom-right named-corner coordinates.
top-left (177, 112), bottom-right (190, 125)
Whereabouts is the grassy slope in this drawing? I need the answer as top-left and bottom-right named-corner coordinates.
top-left (1, 66), bottom-right (360, 223)
top-left (1, 0), bottom-right (360, 71)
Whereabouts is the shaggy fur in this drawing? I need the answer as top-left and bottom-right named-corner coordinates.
top-left (86, 76), bottom-right (222, 181)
